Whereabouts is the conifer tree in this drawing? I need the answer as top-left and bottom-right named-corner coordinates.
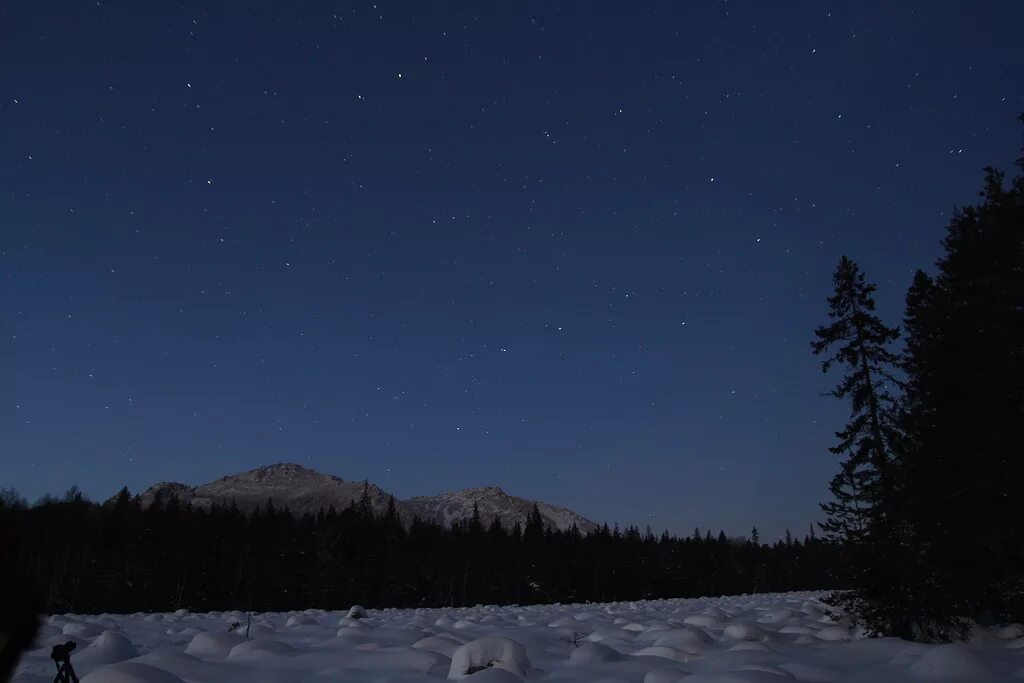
top-left (899, 140), bottom-right (1024, 635)
top-left (469, 502), bottom-right (483, 535)
top-left (357, 480), bottom-right (374, 520)
top-left (813, 255), bottom-right (907, 636)
top-left (524, 504), bottom-right (544, 542)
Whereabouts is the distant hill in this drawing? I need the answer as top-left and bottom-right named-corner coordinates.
top-left (407, 485), bottom-right (597, 534)
top-left (126, 463), bottom-right (597, 532)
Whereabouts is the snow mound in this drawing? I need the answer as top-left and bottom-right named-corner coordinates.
top-left (997, 624), bottom-right (1024, 639)
top-left (63, 622), bottom-right (105, 639)
top-left (723, 623), bottom-right (766, 641)
top-left (76, 631), bottom-right (139, 664)
top-left (244, 623), bottom-right (276, 638)
top-left (80, 662), bottom-right (186, 683)
top-left (568, 642), bottom-right (625, 665)
top-left (777, 625), bottom-right (816, 635)
top-left (347, 605), bottom-right (368, 619)
top-left (183, 631), bottom-right (243, 658)
top-left (549, 617), bottom-right (584, 629)
top-left (336, 627), bottom-right (373, 642)
top-left (757, 608), bottom-right (794, 624)
top-left (632, 645), bottom-right (691, 663)
top-left (414, 634), bottom-right (465, 656)
top-left (285, 613), bottom-right (317, 627)
top-left (462, 668), bottom-right (524, 683)
top-left (814, 626), bottom-right (852, 641)
top-left (908, 644), bottom-right (992, 681)
top-left (449, 637), bottom-right (533, 679)
top-left (129, 651), bottom-right (237, 682)
top-left (228, 639), bottom-right (295, 657)
top-left (653, 628), bottom-right (712, 651)
top-left (800, 600), bottom-right (825, 613)
top-left (683, 615), bottom-right (721, 628)
top-left (368, 647), bottom-right (452, 674)
top-left (726, 641), bottom-right (775, 653)
top-left (685, 649), bottom-right (782, 676)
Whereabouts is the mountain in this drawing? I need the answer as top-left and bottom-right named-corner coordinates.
top-left (137, 481), bottom-right (194, 509)
top-left (127, 463), bottom-right (596, 532)
top-left (406, 486), bottom-right (597, 534)
top-left (132, 463), bottom-right (407, 520)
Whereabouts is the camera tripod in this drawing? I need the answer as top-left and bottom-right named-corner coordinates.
top-left (50, 642), bottom-right (79, 683)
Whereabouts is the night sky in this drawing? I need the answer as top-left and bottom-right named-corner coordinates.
top-left (3, 2), bottom-right (1022, 541)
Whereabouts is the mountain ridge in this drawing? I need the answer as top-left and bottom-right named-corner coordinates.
top-left (125, 463), bottom-right (597, 533)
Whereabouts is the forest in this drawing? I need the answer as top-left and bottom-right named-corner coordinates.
top-left (807, 121), bottom-right (1023, 640)
top-left (0, 487), bottom-right (840, 615)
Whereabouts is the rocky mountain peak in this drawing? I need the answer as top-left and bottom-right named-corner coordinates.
top-left (124, 465), bottom-right (596, 533)
top-left (248, 462), bottom-right (342, 484)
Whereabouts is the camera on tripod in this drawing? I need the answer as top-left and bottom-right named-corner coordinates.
top-left (50, 641), bottom-right (76, 664)
top-left (50, 640), bottom-right (79, 683)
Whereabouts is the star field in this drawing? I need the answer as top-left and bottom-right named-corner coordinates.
top-left (2, 1), bottom-right (1023, 540)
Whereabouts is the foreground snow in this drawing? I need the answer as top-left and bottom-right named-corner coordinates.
top-left (14, 592), bottom-right (1024, 683)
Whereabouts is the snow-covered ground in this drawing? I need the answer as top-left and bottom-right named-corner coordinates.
top-left (14, 592), bottom-right (1024, 683)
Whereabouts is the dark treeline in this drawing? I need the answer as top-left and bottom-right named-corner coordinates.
top-left (0, 486), bottom-right (840, 615)
top-left (811, 118), bottom-right (1023, 640)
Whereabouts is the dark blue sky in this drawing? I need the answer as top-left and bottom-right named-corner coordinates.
top-left (3, 1), bottom-right (1022, 540)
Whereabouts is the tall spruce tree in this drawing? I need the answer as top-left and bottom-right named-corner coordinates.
top-left (812, 256), bottom-right (907, 636)
top-left (357, 480), bottom-right (374, 519)
top-left (899, 138), bottom-right (1024, 635)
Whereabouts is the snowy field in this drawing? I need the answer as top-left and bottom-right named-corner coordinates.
top-left (14, 592), bottom-right (1024, 683)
